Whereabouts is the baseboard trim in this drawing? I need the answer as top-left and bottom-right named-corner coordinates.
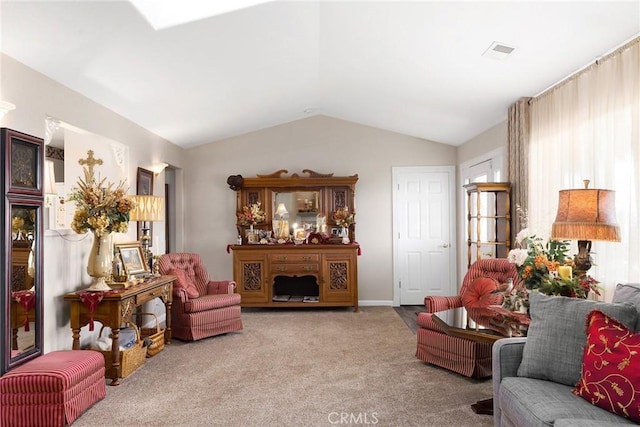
top-left (359, 300), bottom-right (394, 307)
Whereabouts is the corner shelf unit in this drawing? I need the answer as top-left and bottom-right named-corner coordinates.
top-left (464, 182), bottom-right (511, 267)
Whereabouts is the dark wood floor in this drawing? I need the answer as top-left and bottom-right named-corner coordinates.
top-left (394, 305), bottom-right (427, 334)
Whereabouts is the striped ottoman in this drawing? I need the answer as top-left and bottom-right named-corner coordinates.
top-left (0, 350), bottom-right (106, 426)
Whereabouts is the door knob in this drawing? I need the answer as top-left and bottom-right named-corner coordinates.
top-left (440, 243), bottom-right (450, 248)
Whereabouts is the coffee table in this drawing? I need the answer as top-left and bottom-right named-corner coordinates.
top-left (431, 310), bottom-right (530, 415)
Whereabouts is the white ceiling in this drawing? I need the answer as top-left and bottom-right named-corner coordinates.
top-left (1, 1), bottom-right (639, 148)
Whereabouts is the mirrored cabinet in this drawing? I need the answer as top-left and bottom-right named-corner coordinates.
top-left (1, 128), bottom-right (44, 375)
top-left (229, 170), bottom-right (359, 310)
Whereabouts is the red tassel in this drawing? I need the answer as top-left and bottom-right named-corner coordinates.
top-left (226, 244), bottom-right (231, 254)
top-left (78, 292), bottom-right (104, 332)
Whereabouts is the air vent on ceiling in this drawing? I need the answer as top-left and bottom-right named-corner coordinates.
top-left (482, 42), bottom-right (516, 60)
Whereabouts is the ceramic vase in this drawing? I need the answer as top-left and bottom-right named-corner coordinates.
top-left (87, 231), bottom-right (113, 291)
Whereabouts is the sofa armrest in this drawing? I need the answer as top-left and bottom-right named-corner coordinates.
top-left (206, 280), bottom-right (236, 295)
top-left (424, 295), bottom-right (462, 313)
top-left (492, 337), bottom-right (526, 425)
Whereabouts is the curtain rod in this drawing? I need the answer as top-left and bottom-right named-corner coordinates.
top-left (529, 34), bottom-right (640, 103)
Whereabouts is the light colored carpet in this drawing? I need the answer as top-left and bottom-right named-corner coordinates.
top-left (74, 307), bottom-right (493, 427)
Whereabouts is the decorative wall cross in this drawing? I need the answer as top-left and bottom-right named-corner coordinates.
top-left (78, 150), bottom-right (103, 177)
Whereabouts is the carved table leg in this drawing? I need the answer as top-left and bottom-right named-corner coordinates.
top-left (471, 398), bottom-right (493, 415)
top-left (165, 301), bottom-right (172, 344)
top-left (71, 328), bottom-right (81, 350)
top-left (109, 327), bottom-right (121, 386)
top-left (11, 328), bottom-right (18, 350)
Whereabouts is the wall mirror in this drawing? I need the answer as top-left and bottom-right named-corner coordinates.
top-left (1, 128), bottom-right (44, 375)
top-left (273, 190), bottom-right (321, 226)
top-left (6, 201), bottom-right (43, 371)
top-left (44, 117), bottom-right (130, 230)
top-left (232, 170), bottom-right (358, 242)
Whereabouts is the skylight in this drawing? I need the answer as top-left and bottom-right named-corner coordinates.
top-left (129, 0), bottom-right (273, 30)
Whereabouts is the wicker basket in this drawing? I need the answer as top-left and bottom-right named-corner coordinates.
top-left (135, 312), bottom-right (165, 357)
top-left (97, 323), bottom-right (146, 378)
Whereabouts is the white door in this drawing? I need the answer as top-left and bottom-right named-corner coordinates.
top-left (393, 166), bottom-right (456, 306)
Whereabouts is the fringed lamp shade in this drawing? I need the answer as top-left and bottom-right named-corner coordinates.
top-left (551, 184), bottom-right (620, 278)
top-left (551, 189), bottom-right (620, 242)
top-left (129, 195), bottom-right (164, 222)
top-left (129, 195), bottom-right (164, 272)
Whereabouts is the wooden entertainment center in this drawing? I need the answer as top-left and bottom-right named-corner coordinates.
top-left (228, 170), bottom-right (359, 311)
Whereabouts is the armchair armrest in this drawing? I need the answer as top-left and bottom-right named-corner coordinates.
top-left (492, 337), bottom-right (526, 422)
top-left (173, 287), bottom-right (189, 303)
top-left (424, 295), bottom-right (463, 313)
top-left (206, 280), bottom-right (236, 295)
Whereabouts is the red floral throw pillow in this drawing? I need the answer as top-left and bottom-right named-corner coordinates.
top-left (572, 310), bottom-right (640, 423)
top-left (167, 268), bottom-right (200, 299)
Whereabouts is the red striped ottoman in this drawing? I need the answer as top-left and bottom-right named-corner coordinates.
top-left (0, 350), bottom-right (106, 426)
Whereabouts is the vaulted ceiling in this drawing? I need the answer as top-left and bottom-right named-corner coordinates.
top-left (1, 1), bottom-right (639, 148)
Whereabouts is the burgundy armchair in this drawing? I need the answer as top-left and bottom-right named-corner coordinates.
top-left (415, 258), bottom-right (523, 378)
top-left (158, 253), bottom-right (242, 341)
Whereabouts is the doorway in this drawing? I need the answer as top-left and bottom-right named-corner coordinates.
top-left (392, 166), bottom-right (456, 307)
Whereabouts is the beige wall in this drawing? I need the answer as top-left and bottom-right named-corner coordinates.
top-left (1, 53), bottom-right (185, 352)
top-left (457, 120), bottom-right (507, 167)
top-left (184, 115), bottom-right (457, 303)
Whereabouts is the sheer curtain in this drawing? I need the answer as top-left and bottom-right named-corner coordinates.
top-left (529, 37), bottom-right (639, 301)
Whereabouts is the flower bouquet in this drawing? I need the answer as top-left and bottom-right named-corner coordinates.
top-left (68, 165), bottom-right (135, 236)
top-left (333, 207), bottom-right (355, 228)
top-left (237, 202), bottom-right (265, 227)
top-left (508, 228), bottom-right (600, 299)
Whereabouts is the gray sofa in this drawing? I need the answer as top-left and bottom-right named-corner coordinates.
top-left (492, 284), bottom-right (640, 427)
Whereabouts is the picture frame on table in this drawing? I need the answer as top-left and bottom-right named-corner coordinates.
top-left (115, 241), bottom-right (149, 276)
top-left (136, 167), bottom-right (154, 245)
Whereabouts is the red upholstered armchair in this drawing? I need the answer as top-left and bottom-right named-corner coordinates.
top-left (158, 253), bottom-right (243, 341)
top-left (415, 258), bottom-right (523, 378)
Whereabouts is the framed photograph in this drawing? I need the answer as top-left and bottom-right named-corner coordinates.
top-left (115, 242), bottom-right (149, 276)
top-left (136, 167), bottom-right (154, 245)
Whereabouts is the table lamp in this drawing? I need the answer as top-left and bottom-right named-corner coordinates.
top-left (129, 195), bottom-right (164, 271)
top-left (273, 202), bottom-right (289, 240)
top-left (551, 180), bottom-right (620, 277)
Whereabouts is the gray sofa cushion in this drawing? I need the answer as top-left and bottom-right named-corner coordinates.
top-left (517, 292), bottom-right (637, 386)
top-left (554, 419), bottom-right (633, 426)
top-left (499, 377), bottom-right (635, 426)
top-left (612, 283), bottom-right (640, 330)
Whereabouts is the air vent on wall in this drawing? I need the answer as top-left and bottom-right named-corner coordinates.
top-left (482, 42), bottom-right (516, 60)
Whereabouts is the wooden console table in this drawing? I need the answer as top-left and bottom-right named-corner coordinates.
top-left (231, 244), bottom-right (359, 311)
top-left (64, 275), bottom-right (174, 385)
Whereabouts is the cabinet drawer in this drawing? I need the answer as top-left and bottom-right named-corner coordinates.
top-left (270, 254), bottom-right (319, 263)
top-left (135, 287), bottom-right (165, 305)
top-left (270, 263), bottom-right (319, 274)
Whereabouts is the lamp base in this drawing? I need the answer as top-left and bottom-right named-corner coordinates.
top-left (140, 228), bottom-right (153, 272)
top-left (573, 239), bottom-right (593, 278)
